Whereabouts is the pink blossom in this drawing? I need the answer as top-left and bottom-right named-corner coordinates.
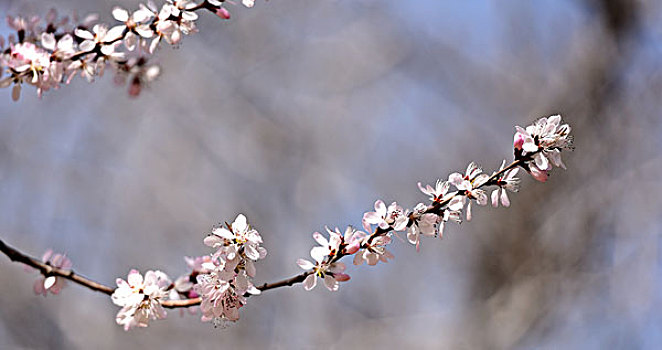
top-left (204, 214), bottom-right (267, 263)
top-left (297, 259), bottom-right (350, 292)
top-left (353, 235), bottom-right (394, 266)
top-left (309, 228), bottom-right (343, 263)
top-left (362, 200), bottom-right (408, 233)
top-left (111, 269), bottom-right (171, 331)
top-left (491, 160), bottom-right (520, 207)
top-left (407, 204), bottom-right (461, 251)
top-left (33, 249), bottom-right (72, 297)
top-left (514, 115), bottom-right (573, 181)
top-left (448, 162), bottom-right (489, 221)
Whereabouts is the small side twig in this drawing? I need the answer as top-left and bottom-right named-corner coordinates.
top-left (0, 238), bottom-right (114, 295)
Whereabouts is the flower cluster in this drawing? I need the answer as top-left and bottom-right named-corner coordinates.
top-left (514, 114), bottom-right (573, 182)
top-left (171, 255), bottom-right (212, 298)
top-left (33, 249), bottom-right (72, 296)
top-left (297, 227), bottom-right (355, 291)
top-left (0, 1), bottom-right (257, 100)
top-left (196, 214), bottom-right (267, 327)
top-left (111, 269), bottom-right (171, 331)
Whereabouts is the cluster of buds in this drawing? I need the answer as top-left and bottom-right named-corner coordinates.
top-left (0, 1), bottom-right (257, 100)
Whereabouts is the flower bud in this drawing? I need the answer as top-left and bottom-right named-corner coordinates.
top-left (334, 273), bottom-right (351, 282)
top-left (215, 8), bottom-right (231, 20)
top-left (513, 132), bottom-right (525, 150)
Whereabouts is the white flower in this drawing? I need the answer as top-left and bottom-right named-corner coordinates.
top-left (75, 24), bottom-right (123, 57)
top-left (407, 204), bottom-right (461, 251)
top-left (448, 162), bottom-right (489, 221)
top-left (362, 200), bottom-right (408, 232)
top-left (309, 228), bottom-right (342, 263)
top-left (353, 235), bottom-right (394, 266)
top-left (514, 115), bottom-right (573, 181)
top-left (195, 263), bottom-right (259, 325)
top-left (203, 214), bottom-right (267, 262)
top-left (407, 210), bottom-right (439, 251)
top-left (491, 160), bottom-right (520, 207)
top-left (418, 179), bottom-right (450, 202)
top-left (110, 6), bottom-right (155, 51)
top-left (41, 33), bottom-right (75, 60)
top-left (111, 269), bottom-right (171, 331)
top-left (296, 259), bottom-right (350, 292)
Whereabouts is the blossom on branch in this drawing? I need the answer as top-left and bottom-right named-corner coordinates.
top-left (0, 0), bottom-right (262, 100)
top-left (448, 162), bottom-right (489, 221)
top-left (111, 269), bottom-right (171, 331)
top-left (514, 115), bottom-right (573, 182)
top-left (362, 199), bottom-right (408, 233)
top-left (297, 258), bottom-right (350, 292)
top-left (33, 249), bottom-right (72, 296)
top-left (491, 160), bottom-right (520, 207)
top-left (196, 213), bottom-right (266, 327)
top-left (0, 115), bottom-right (575, 331)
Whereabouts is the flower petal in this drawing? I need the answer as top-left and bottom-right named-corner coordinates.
top-left (303, 274), bottom-right (316, 291)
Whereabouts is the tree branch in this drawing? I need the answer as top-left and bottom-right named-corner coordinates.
top-left (0, 238), bottom-right (114, 295)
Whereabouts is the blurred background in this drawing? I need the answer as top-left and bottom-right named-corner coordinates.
top-left (1, 0), bottom-right (661, 348)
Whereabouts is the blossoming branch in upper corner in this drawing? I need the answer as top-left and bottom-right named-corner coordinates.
top-left (0, 0), bottom-right (258, 101)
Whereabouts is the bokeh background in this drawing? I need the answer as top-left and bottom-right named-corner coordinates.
top-left (1, 0), bottom-right (661, 348)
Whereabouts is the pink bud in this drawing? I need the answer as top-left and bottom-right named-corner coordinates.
top-left (215, 7), bottom-right (231, 20)
top-left (334, 273), bottom-right (351, 282)
top-left (128, 78), bottom-right (141, 97)
top-left (513, 132), bottom-right (525, 150)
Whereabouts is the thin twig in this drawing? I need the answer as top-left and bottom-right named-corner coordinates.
top-left (0, 238), bottom-right (114, 295)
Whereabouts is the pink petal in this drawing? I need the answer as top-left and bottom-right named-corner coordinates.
top-left (448, 173), bottom-right (463, 186)
top-left (296, 259), bottom-right (315, 270)
top-left (303, 274), bottom-right (316, 291)
top-left (43, 276), bottom-right (57, 290)
top-left (334, 273), bottom-right (350, 282)
top-left (323, 275), bottom-right (339, 291)
top-left (491, 189), bottom-right (499, 207)
top-left (312, 232), bottom-right (328, 247)
top-left (310, 247), bottom-right (328, 264)
top-left (374, 200), bottom-right (386, 216)
top-left (500, 190), bottom-right (511, 207)
top-left (127, 270), bottom-right (143, 287)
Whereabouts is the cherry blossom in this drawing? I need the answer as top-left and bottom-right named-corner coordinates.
top-left (195, 214), bottom-right (265, 326)
top-left (111, 269), bottom-right (171, 331)
top-left (362, 200), bottom-right (408, 233)
top-left (514, 115), bottom-right (573, 182)
top-left (110, 6), bottom-right (155, 51)
top-left (204, 214), bottom-right (267, 263)
top-left (448, 162), bottom-right (489, 221)
top-left (1, 1), bottom-right (263, 100)
top-left (297, 258), bottom-right (350, 291)
top-left (407, 204), bottom-right (443, 251)
top-left (353, 235), bottom-right (394, 266)
top-left (32, 249), bottom-right (72, 296)
top-left (491, 160), bottom-right (520, 207)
